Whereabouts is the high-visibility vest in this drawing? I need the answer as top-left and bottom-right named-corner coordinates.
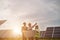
top-left (34, 31), bottom-right (40, 38)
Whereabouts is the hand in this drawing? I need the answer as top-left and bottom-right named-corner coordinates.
top-left (32, 23), bottom-right (37, 28)
top-left (34, 23), bottom-right (37, 25)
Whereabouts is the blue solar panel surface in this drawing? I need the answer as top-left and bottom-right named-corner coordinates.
top-left (45, 27), bottom-right (60, 38)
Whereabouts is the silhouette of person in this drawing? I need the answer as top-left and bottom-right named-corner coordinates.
top-left (22, 22), bottom-right (27, 40)
top-left (34, 25), bottom-right (40, 40)
top-left (28, 23), bottom-right (37, 40)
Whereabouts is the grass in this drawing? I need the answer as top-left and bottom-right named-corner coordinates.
top-left (0, 38), bottom-right (60, 40)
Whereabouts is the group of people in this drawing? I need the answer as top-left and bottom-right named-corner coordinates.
top-left (22, 22), bottom-right (40, 40)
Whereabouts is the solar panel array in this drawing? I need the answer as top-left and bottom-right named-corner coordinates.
top-left (45, 27), bottom-right (60, 38)
top-left (40, 31), bottom-right (45, 38)
top-left (54, 27), bottom-right (60, 38)
top-left (45, 27), bottom-right (53, 38)
top-left (0, 20), bottom-right (6, 25)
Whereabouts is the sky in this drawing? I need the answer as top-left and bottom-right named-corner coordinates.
top-left (0, 0), bottom-right (60, 31)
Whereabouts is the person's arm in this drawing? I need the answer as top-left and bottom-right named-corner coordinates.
top-left (32, 23), bottom-right (37, 28)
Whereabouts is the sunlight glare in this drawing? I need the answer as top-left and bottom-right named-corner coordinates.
top-left (12, 27), bottom-right (22, 36)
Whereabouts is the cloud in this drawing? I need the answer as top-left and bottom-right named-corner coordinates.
top-left (0, 0), bottom-right (60, 31)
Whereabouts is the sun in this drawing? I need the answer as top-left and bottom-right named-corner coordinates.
top-left (12, 27), bottom-right (22, 36)
top-left (13, 28), bottom-right (20, 34)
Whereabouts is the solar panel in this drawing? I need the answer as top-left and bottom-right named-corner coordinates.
top-left (54, 31), bottom-right (60, 34)
top-left (45, 27), bottom-right (60, 38)
top-left (0, 20), bottom-right (6, 25)
top-left (45, 31), bottom-right (53, 34)
top-left (53, 34), bottom-right (60, 38)
top-left (45, 34), bottom-right (52, 38)
top-left (53, 27), bottom-right (60, 38)
top-left (45, 27), bottom-right (53, 38)
top-left (46, 27), bottom-right (53, 31)
top-left (40, 31), bottom-right (45, 38)
top-left (55, 27), bottom-right (60, 31)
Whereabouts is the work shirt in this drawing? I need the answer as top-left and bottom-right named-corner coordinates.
top-left (28, 27), bottom-right (32, 30)
top-left (22, 26), bottom-right (27, 33)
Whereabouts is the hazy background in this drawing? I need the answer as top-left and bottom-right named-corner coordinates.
top-left (0, 0), bottom-right (60, 31)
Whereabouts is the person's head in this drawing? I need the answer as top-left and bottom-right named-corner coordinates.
top-left (23, 22), bottom-right (26, 26)
top-left (28, 23), bottom-right (31, 27)
top-left (35, 25), bottom-right (38, 29)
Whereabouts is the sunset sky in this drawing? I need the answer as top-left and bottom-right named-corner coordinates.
top-left (0, 0), bottom-right (60, 31)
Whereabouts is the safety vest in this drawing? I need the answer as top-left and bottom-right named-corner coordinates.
top-left (34, 31), bottom-right (40, 38)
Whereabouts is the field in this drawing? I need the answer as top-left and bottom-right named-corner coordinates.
top-left (0, 38), bottom-right (60, 40)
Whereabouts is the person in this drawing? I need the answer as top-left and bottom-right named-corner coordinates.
top-left (34, 25), bottom-right (40, 40)
top-left (22, 22), bottom-right (27, 40)
top-left (28, 23), bottom-right (37, 40)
